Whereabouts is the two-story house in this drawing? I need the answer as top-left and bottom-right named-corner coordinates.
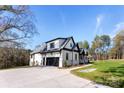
top-left (30, 37), bottom-right (80, 68)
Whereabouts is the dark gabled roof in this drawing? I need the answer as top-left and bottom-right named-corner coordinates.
top-left (30, 43), bottom-right (46, 54)
top-left (60, 37), bottom-right (72, 49)
top-left (72, 43), bottom-right (79, 50)
top-left (79, 48), bottom-right (88, 54)
top-left (45, 37), bottom-right (67, 43)
top-left (31, 36), bottom-right (79, 54)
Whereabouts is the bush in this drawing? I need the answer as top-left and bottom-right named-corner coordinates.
top-left (95, 74), bottom-right (124, 88)
top-left (63, 60), bottom-right (68, 67)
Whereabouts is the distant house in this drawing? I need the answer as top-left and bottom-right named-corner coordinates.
top-left (79, 48), bottom-right (89, 64)
top-left (30, 37), bottom-right (82, 68)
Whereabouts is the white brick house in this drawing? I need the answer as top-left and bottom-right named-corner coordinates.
top-left (30, 37), bottom-right (80, 68)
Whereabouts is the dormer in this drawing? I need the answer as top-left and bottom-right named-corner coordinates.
top-left (46, 38), bottom-right (66, 50)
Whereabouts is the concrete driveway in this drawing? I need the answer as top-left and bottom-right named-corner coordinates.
top-left (0, 66), bottom-right (110, 88)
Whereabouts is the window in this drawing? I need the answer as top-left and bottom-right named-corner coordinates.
top-left (70, 43), bottom-right (73, 47)
top-left (50, 43), bottom-right (54, 48)
top-left (75, 54), bottom-right (77, 60)
top-left (66, 53), bottom-right (69, 60)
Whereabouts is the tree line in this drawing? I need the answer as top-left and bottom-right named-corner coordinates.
top-left (78, 30), bottom-right (124, 60)
top-left (0, 5), bottom-right (36, 69)
top-left (0, 47), bottom-right (31, 69)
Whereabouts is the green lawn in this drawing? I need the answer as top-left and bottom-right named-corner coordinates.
top-left (71, 60), bottom-right (124, 88)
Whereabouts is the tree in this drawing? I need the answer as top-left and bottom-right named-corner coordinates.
top-left (0, 6), bottom-right (37, 69)
top-left (91, 35), bottom-right (111, 60)
top-left (0, 47), bottom-right (30, 69)
top-left (100, 35), bottom-right (111, 59)
top-left (78, 40), bottom-right (89, 49)
top-left (78, 41), bottom-right (83, 49)
top-left (0, 5), bottom-right (36, 47)
top-left (91, 35), bottom-right (102, 60)
top-left (82, 40), bottom-right (89, 49)
top-left (111, 30), bottom-right (124, 59)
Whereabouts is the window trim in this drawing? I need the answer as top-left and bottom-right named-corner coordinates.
top-left (66, 53), bottom-right (69, 60)
top-left (70, 43), bottom-right (73, 47)
top-left (50, 42), bottom-right (55, 49)
top-left (75, 54), bottom-right (77, 61)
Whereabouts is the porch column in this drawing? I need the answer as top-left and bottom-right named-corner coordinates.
top-left (45, 57), bottom-right (46, 66)
top-left (59, 52), bottom-right (63, 68)
top-left (59, 57), bottom-right (63, 68)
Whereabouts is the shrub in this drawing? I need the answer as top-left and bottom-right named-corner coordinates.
top-left (95, 74), bottom-right (124, 88)
top-left (63, 60), bottom-right (67, 67)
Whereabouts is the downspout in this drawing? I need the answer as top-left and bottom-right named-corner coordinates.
top-left (72, 49), bottom-right (73, 66)
top-left (59, 49), bottom-right (62, 68)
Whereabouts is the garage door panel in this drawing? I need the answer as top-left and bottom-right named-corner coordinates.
top-left (46, 57), bottom-right (59, 66)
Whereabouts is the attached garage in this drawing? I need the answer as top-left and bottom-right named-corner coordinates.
top-left (46, 57), bottom-right (59, 66)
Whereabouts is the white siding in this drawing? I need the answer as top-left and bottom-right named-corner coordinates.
top-left (73, 52), bottom-right (79, 65)
top-left (61, 50), bottom-right (79, 66)
top-left (46, 39), bottom-right (65, 50)
top-left (30, 53), bottom-right (42, 66)
top-left (46, 52), bottom-right (60, 57)
top-left (64, 39), bottom-right (74, 49)
top-left (59, 52), bottom-right (63, 68)
top-left (30, 55), bottom-right (34, 66)
top-left (74, 46), bottom-right (78, 51)
top-left (47, 40), bottom-right (59, 50)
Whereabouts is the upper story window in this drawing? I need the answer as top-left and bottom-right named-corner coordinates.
top-left (50, 42), bottom-right (55, 49)
top-left (70, 43), bottom-right (73, 48)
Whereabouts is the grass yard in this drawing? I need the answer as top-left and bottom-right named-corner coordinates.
top-left (71, 60), bottom-right (124, 88)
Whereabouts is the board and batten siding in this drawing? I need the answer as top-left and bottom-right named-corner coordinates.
top-left (46, 39), bottom-right (65, 50)
top-left (30, 52), bottom-right (62, 67)
top-left (47, 40), bottom-right (59, 50)
top-left (61, 50), bottom-right (79, 66)
top-left (72, 51), bottom-right (79, 65)
top-left (30, 53), bottom-right (42, 66)
top-left (46, 52), bottom-right (60, 57)
top-left (64, 39), bottom-right (74, 49)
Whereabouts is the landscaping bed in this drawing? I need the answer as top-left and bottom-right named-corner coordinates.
top-left (71, 60), bottom-right (124, 88)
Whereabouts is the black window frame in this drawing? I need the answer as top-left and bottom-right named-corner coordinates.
top-left (50, 42), bottom-right (55, 49)
top-left (70, 43), bottom-right (73, 47)
top-left (66, 53), bottom-right (69, 60)
top-left (75, 54), bottom-right (77, 60)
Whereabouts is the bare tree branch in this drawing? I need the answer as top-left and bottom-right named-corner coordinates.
top-left (0, 5), bottom-right (37, 47)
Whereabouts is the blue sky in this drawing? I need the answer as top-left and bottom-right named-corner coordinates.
top-left (27, 5), bottom-right (124, 49)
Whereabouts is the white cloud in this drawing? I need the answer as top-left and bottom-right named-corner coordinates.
top-left (110, 22), bottom-right (124, 38)
top-left (115, 22), bottom-right (124, 31)
top-left (94, 14), bottom-right (104, 35)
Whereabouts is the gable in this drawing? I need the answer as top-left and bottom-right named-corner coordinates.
top-left (64, 38), bottom-right (74, 49)
top-left (47, 40), bottom-right (59, 50)
top-left (74, 46), bottom-right (78, 51)
top-left (64, 38), bottom-right (76, 49)
top-left (62, 37), bottom-right (79, 52)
